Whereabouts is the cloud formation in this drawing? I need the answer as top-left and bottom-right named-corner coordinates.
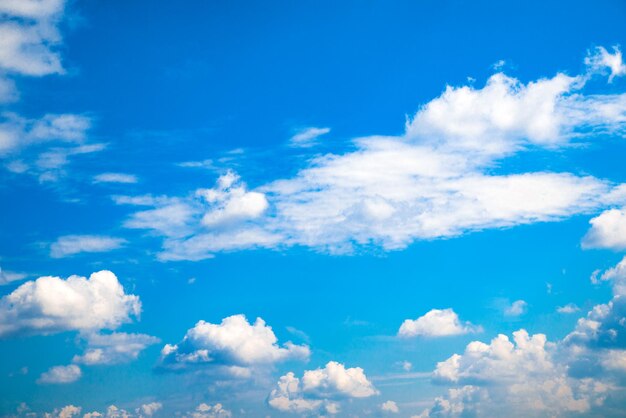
top-left (50, 235), bottom-right (127, 258)
top-left (121, 47), bottom-right (626, 261)
top-left (37, 364), bottom-right (81, 384)
top-left (582, 208), bottom-right (626, 250)
top-left (160, 314), bottom-right (309, 375)
top-left (0, 270), bottom-right (141, 337)
top-left (268, 361), bottom-right (378, 415)
top-left (398, 309), bottom-right (479, 337)
top-left (289, 126), bottom-right (331, 148)
top-left (73, 332), bottom-right (160, 365)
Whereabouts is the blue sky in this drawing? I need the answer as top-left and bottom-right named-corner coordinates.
top-left (1, 0), bottom-right (626, 417)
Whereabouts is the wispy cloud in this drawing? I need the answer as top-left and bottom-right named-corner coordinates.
top-left (288, 127), bottom-right (331, 148)
top-left (49, 235), bottom-right (127, 258)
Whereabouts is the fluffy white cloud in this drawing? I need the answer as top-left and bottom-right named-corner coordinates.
top-left (582, 208), bottom-right (626, 250)
top-left (122, 49), bottom-right (626, 260)
top-left (381, 400), bottom-right (399, 413)
top-left (557, 303), bottom-right (581, 314)
top-left (73, 332), bottom-right (160, 365)
top-left (398, 309), bottom-right (479, 337)
top-left (268, 361), bottom-right (377, 415)
top-left (37, 364), bottom-right (81, 384)
top-left (135, 402), bottom-right (162, 417)
top-left (423, 330), bottom-right (607, 417)
top-left (289, 126), bottom-right (331, 148)
top-left (183, 403), bottom-right (231, 418)
top-left (160, 314), bottom-right (309, 372)
top-left (43, 404), bottom-right (82, 418)
top-left (50, 235), bottom-right (127, 258)
top-left (504, 299), bottom-right (528, 316)
top-left (93, 173), bottom-right (138, 184)
top-left (0, 270), bottom-right (141, 337)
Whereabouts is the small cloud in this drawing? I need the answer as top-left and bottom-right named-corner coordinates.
top-left (492, 59), bottom-right (506, 70)
top-left (187, 277), bottom-right (196, 284)
top-left (286, 326), bottom-right (310, 343)
top-left (93, 173), bottom-right (138, 184)
top-left (289, 127), bottom-right (330, 148)
top-left (557, 303), bottom-right (580, 314)
top-left (585, 45), bottom-right (626, 82)
top-left (398, 361), bottom-right (412, 372)
top-left (37, 364), bottom-right (81, 384)
top-left (504, 300), bottom-right (528, 317)
top-left (0, 266), bottom-right (27, 285)
top-left (177, 159), bottom-right (215, 169)
top-left (398, 308), bottom-right (479, 338)
top-left (381, 400), bottom-right (399, 413)
top-left (50, 235), bottom-right (127, 258)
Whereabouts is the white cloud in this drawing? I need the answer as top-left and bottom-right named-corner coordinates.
top-left (424, 330), bottom-right (606, 417)
top-left (557, 303), bottom-right (581, 314)
top-left (160, 314), bottom-right (309, 372)
top-left (0, 270), bottom-right (141, 337)
top-left (0, 265), bottom-right (27, 285)
top-left (183, 403), bottom-right (231, 418)
top-left (37, 364), bottom-right (81, 384)
top-left (504, 299), bottom-right (528, 316)
top-left (268, 361), bottom-right (377, 415)
top-left (135, 402), bottom-right (162, 417)
top-left (93, 173), bottom-right (138, 184)
top-left (289, 127), bottom-right (331, 148)
top-left (73, 332), bottom-right (160, 365)
top-left (381, 400), bottom-right (399, 413)
top-left (582, 208), bottom-right (626, 250)
top-left (0, 0), bottom-right (65, 76)
top-left (0, 113), bottom-right (91, 155)
top-left (43, 404), bottom-right (82, 418)
top-left (398, 309), bottom-right (479, 337)
top-left (50, 235), bottom-right (127, 258)
top-left (586, 46), bottom-right (626, 83)
top-left (122, 48), bottom-right (626, 261)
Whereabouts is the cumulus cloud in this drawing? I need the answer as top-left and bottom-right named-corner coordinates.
top-left (582, 208), bottom-right (626, 250)
top-left (422, 330), bottom-right (607, 417)
top-left (160, 314), bottom-right (309, 373)
top-left (289, 127), bottom-right (331, 148)
top-left (43, 404), bottom-right (82, 418)
top-left (37, 364), bottom-right (81, 384)
top-left (183, 403), bottom-right (231, 418)
top-left (121, 49), bottom-right (626, 260)
top-left (93, 173), bottom-right (138, 184)
top-left (268, 361), bottom-right (377, 415)
top-left (73, 332), bottom-right (160, 365)
top-left (135, 402), bottom-right (162, 417)
top-left (381, 400), bottom-right (399, 413)
top-left (398, 309), bottom-right (479, 337)
top-left (0, 270), bottom-right (141, 337)
top-left (50, 235), bottom-right (127, 258)
top-left (557, 303), bottom-right (581, 314)
top-left (504, 300), bottom-right (528, 316)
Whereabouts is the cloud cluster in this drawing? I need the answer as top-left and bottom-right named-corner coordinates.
top-left (398, 309), bottom-right (479, 337)
top-left (0, 270), bottom-right (141, 337)
top-left (121, 47), bottom-right (626, 261)
top-left (182, 403), bottom-right (231, 418)
top-left (418, 252), bottom-right (626, 417)
top-left (160, 314), bottom-right (309, 376)
top-left (268, 361), bottom-right (378, 415)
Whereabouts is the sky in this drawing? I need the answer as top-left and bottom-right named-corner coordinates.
top-left (1, 0), bottom-right (626, 417)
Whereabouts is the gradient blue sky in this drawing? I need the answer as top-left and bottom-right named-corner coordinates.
top-left (1, 1), bottom-right (626, 417)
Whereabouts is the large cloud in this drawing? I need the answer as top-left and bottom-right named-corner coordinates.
top-left (268, 361), bottom-right (378, 415)
top-left (120, 47), bottom-right (626, 261)
top-left (0, 270), bottom-right (141, 337)
top-left (160, 314), bottom-right (309, 373)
